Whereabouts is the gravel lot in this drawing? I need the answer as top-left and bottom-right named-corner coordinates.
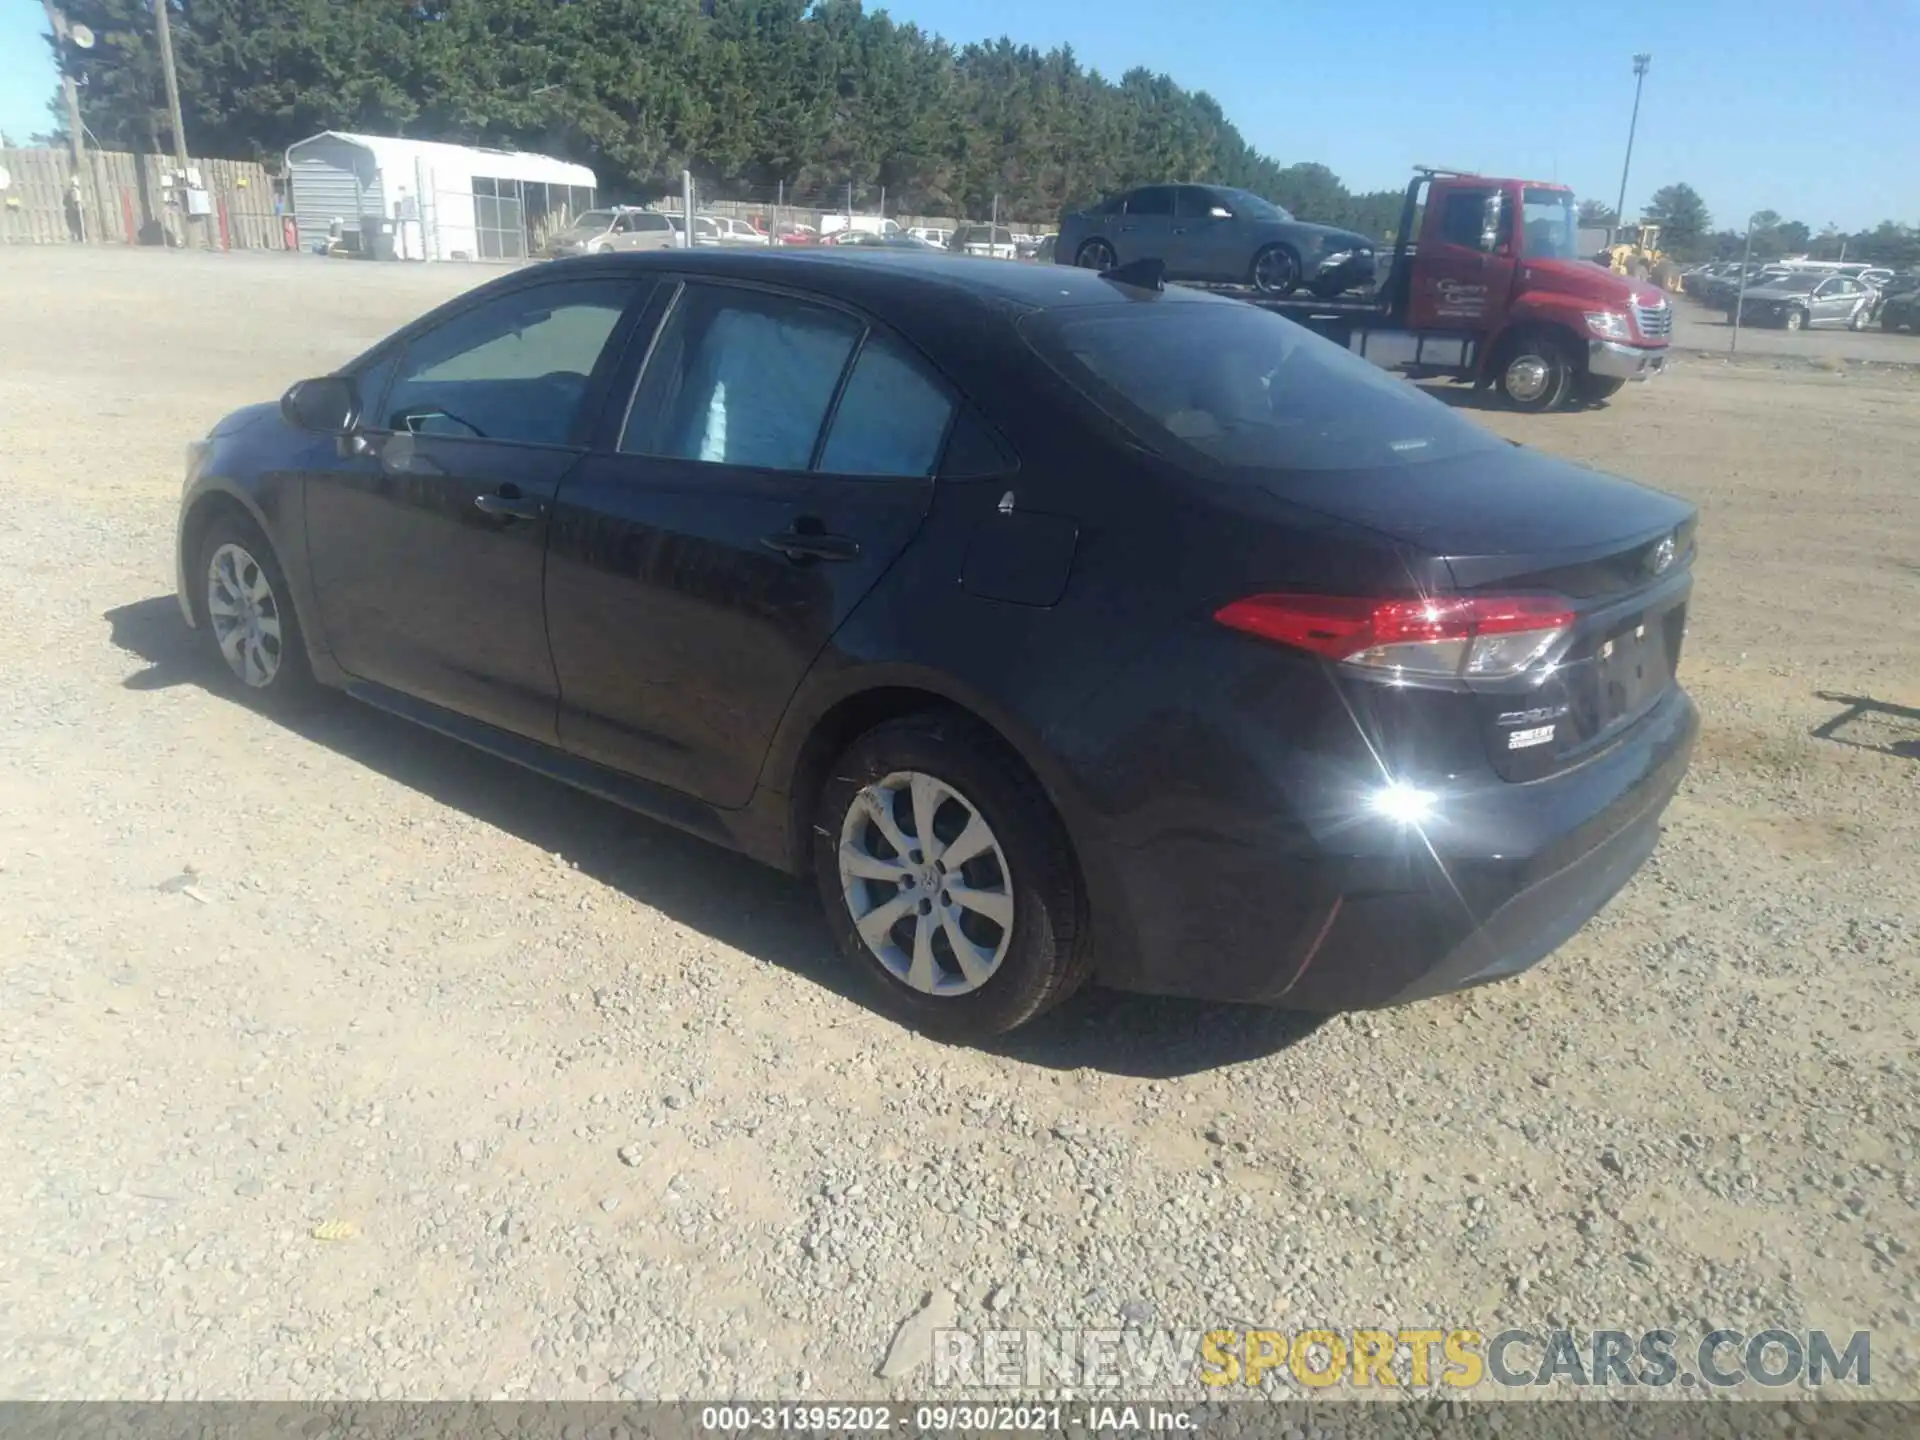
top-left (2, 248), bottom-right (1917, 1404)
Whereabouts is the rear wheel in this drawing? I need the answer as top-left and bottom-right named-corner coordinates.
top-left (1075, 238), bottom-right (1116, 271)
top-left (1251, 245), bottom-right (1301, 296)
top-left (196, 514), bottom-right (318, 709)
top-left (1573, 373), bottom-right (1627, 405)
top-left (812, 712), bottom-right (1091, 1040)
top-left (1849, 305), bottom-right (1869, 332)
top-left (1495, 332), bottom-right (1574, 412)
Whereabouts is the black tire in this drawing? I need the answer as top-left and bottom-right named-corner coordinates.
top-left (1848, 306), bottom-right (1869, 332)
top-left (194, 512), bottom-right (320, 710)
top-left (1494, 331), bottom-right (1574, 413)
top-left (1573, 373), bottom-right (1627, 404)
top-left (811, 711), bottom-right (1092, 1040)
top-left (1881, 314), bottom-right (1902, 333)
top-left (1783, 307), bottom-right (1806, 332)
top-left (1075, 238), bottom-right (1116, 271)
top-left (1250, 244), bottom-right (1301, 296)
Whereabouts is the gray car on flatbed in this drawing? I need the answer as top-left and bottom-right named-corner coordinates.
top-left (1056, 183), bottom-right (1377, 298)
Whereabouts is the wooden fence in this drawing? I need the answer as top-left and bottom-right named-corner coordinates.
top-left (1, 147), bottom-right (287, 250)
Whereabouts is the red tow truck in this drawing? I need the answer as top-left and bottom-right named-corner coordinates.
top-left (1223, 168), bottom-right (1673, 412)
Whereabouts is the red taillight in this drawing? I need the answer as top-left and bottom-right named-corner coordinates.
top-left (1214, 594), bottom-right (1575, 679)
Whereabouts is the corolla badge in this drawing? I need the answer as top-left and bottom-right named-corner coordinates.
top-left (1648, 532), bottom-right (1677, 575)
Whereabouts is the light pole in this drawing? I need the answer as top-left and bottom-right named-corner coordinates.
top-left (151, 0), bottom-right (209, 248)
top-left (1730, 211), bottom-right (1762, 355)
top-left (1612, 53), bottom-right (1652, 239)
top-left (40, 1), bottom-right (94, 241)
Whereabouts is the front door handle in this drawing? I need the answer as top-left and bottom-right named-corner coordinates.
top-left (474, 490), bottom-right (546, 522)
top-left (762, 528), bottom-right (860, 563)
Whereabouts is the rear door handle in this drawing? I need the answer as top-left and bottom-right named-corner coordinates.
top-left (762, 529), bottom-right (860, 562)
top-left (474, 490), bottom-right (546, 521)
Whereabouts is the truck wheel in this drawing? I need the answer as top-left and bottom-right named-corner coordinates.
top-left (1075, 239), bottom-right (1117, 271)
top-left (1784, 307), bottom-right (1806, 332)
top-left (1573, 373), bottom-right (1626, 405)
top-left (1496, 333), bottom-right (1573, 412)
top-left (1251, 245), bottom-right (1301, 296)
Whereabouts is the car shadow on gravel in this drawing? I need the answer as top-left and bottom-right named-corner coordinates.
top-left (108, 595), bottom-right (1327, 1076)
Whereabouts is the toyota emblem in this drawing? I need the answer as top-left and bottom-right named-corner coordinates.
top-left (1649, 533), bottom-right (1676, 575)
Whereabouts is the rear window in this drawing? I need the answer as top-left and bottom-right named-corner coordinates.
top-left (1020, 301), bottom-right (1506, 474)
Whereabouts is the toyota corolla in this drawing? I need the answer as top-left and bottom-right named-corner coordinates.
top-left (175, 248), bottom-right (1698, 1039)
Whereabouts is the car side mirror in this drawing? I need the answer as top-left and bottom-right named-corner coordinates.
top-left (281, 375), bottom-right (358, 435)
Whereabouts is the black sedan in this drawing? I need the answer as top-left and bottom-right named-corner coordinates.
top-left (1057, 184), bottom-right (1377, 297)
top-left (175, 249), bottom-right (1697, 1039)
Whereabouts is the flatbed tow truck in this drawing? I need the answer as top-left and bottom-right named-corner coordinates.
top-left (1177, 168), bottom-right (1673, 412)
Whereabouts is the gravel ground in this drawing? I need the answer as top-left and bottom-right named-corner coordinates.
top-left (1, 248), bottom-right (1916, 1405)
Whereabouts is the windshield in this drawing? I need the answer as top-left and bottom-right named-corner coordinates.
top-left (565, 210), bottom-right (617, 233)
top-left (1021, 301), bottom-right (1506, 474)
top-left (1521, 189), bottom-right (1579, 260)
top-left (1220, 189), bottom-right (1292, 223)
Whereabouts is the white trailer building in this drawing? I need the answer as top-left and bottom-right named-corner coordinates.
top-left (285, 131), bottom-right (597, 261)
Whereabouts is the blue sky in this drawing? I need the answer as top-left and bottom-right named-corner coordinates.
top-left (5, 0), bottom-right (1915, 231)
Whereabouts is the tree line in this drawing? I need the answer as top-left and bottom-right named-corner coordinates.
top-left (34, 2), bottom-right (1915, 257)
top-left (1579, 185), bottom-right (1919, 271)
top-left (34, 0), bottom-right (1411, 227)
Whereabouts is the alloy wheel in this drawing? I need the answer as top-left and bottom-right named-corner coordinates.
top-left (837, 770), bottom-right (1014, 996)
top-left (1077, 240), bottom-right (1115, 270)
top-left (206, 542), bottom-right (284, 688)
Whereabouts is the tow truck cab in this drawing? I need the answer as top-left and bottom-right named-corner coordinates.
top-left (1318, 169), bottom-right (1672, 411)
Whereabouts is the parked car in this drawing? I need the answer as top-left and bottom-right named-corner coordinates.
top-left (544, 207), bottom-right (678, 257)
top-left (1029, 235), bottom-right (1057, 264)
top-left (908, 227), bottom-right (953, 248)
top-left (175, 248), bottom-right (1697, 1039)
top-left (1697, 264), bottom-right (1786, 308)
top-left (1874, 274), bottom-right (1920, 331)
top-left (1057, 183), bottom-right (1377, 297)
top-left (704, 215), bottom-right (770, 246)
top-left (834, 231), bottom-right (941, 252)
top-left (1730, 271), bottom-right (1875, 330)
top-left (951, 224), bottom-right (1018, 260)
top-left (772, 223), bottom-right (819, 246)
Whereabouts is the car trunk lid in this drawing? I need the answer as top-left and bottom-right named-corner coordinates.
top-left (1257, 445), bottom-right (1696, 779)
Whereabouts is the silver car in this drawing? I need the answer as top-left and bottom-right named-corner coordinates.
top-left (545, 207), bottom-right (680, 257)
top-left (1730, 272), bottom-right (1876, 331)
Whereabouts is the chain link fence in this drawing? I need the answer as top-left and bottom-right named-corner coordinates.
top-left (640, 174), bottom-right (1055, 254)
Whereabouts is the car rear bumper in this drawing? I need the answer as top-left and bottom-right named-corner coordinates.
top-left (1589, 339), bottom-right (1668, 382)
top-left (1081, 683), bottom-right (1697, 1012)
top-left (1312, 252), bottom-right (1376, 289)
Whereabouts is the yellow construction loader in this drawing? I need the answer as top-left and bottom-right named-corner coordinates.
top-left (1605, 223), bottom-right (1684, 291)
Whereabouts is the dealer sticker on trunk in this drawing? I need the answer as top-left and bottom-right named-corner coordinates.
top-left (1507, 724), bottom-right (1556, 750)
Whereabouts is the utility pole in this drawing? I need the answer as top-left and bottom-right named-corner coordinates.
top-left (152, 0), bottom-right (206, 247)
top-left (40, 1), bottom-right (91, 241)
top-left (1612, 53), bottom-right (1651, 237)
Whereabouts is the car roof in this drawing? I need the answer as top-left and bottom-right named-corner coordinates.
top-left (542, 246), bottom-right (1229, 316)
